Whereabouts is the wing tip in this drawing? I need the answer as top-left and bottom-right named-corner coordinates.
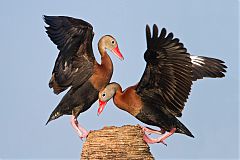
top-left (146, 24), bottom-right (151, 47)
top-left (152, 24), bottom-right (159, 38)
top-left (43, 15), bottom-right (52, 26)
top-left (43, 15), bottom-right (49, 22)
top-left (147, 24), bottom-right (169, 39)
top-left (145, 24), bottom-right (163, 46)
top-left (146, 24), bottom-right (150, 31)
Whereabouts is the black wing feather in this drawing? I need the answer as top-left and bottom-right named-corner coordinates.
top-left (191, 56), bottom-right (227, 81)
top-left (136, 25), bottom-right (193, 117)
top-left (44, 15), bottom-right (95, 94)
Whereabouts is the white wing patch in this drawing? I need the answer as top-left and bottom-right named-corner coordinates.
top-left (190, 55), bottom-right (205, 66)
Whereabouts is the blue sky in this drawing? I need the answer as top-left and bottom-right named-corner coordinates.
top-left (0, 0), bottom-right (238, 159)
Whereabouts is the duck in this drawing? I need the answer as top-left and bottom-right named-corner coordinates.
top-left (44, 15), bottom-right (124, 139)
top-left (97, 24), bottom-right (226, 145)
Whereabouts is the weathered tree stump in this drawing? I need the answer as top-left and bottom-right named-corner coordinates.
top-left (81, 125), bottom-right (154, 160)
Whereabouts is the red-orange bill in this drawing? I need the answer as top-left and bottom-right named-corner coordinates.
top-left (98, 100), bottom-right (107, 115)
top-left (112, 46), bottom-right (124, 60)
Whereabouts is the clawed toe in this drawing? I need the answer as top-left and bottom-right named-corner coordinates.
top-left (78, 129), bottom-right (89, 140)
top-left (142, 127), bottom-right (176, 145)
top-left (159, 139), bottom-right (167, 146)
top-left (79, 132), bottom-right (89, 140)
top-left (143, 134), bottom-right (168, 145)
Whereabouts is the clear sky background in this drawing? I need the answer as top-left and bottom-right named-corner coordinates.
top-left (0, 0), bottom-right (238, 159)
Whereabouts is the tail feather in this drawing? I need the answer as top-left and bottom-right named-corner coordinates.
top-left (45, 110), bottom-right (63, 125)
top-left (190, 55), bottom-right (227, 81)
top-left (175, 118), bottom-right (194, 138)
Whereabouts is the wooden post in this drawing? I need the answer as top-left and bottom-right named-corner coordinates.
top-left (81, 125), bottom-right (154, 159)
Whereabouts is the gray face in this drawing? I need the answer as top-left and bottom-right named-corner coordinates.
top-left (99, 35), bottom-right (118, 52)
top-left (98, 84), bottom-right (117, 102)
top-left (104, 35), bottom-right (118, 51)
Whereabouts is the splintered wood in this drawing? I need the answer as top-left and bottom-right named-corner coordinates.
top-left (81, 125), bottom-right (154, 160)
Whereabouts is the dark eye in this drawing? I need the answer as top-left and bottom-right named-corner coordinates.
top-left (102, 93), bottom-right (106, 97)
top-left (111, 40), bottom-right (115, 44)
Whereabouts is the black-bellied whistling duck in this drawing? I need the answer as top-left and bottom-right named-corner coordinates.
top-left (44, 15), bottom-right (124, 139)
top-left (97, 25), bottom-right (227, 145)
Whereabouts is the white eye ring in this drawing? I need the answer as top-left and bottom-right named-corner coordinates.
top-left (111, 40), bottom-right (115, 44)
top-left (102, 93), bottom-right (106, 97)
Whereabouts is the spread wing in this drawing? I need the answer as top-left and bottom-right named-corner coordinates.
top-left (136, 25), bottom-right (193, 117)
top-left (44, 15), bottom-right (95, 94)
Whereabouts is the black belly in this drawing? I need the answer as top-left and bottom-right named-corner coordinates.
top-left (135, 105), bottom-right (176, 131)
top-left (49, 80), bottom-right (99, 120)
top-left (135, 100), bottom-right (193, 137)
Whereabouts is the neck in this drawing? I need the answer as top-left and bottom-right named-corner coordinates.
top-left (98, 39), bottom-right (113, 66)
top-left (93, 39), bottom-right (113, 91)
top-left (112, 83), bottom-right (123, 95)
top-left (98, 39), bottom-right (113, 70)
top-left (112, 84), bottom-right (125, 110)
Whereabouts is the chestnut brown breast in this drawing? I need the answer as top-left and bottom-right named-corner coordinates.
top-left (114, 86), bottom-right (143, 116)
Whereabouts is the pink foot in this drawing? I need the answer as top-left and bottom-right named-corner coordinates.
top-left (142, 127), bottom-right (176, 146)
top-left (143, 134), bottom-right (167, 146)
top-left (70, 116), bottom-right (89, 140)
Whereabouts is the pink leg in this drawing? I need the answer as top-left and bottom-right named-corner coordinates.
top-left (141, 126), bottom-right (166, 135)
top-left (158, 128), bottom-right (176, 142)
top-left (143, 134), bottom-right (161, 144)
top-left (70, 115), bottom-right (89, 139)
top-left (142, 128), bottom-right (177, 146)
